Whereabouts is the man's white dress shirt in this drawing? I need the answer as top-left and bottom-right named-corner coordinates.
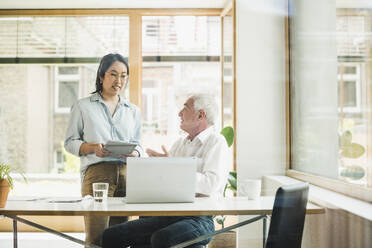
top-left (169, 126), bottom-right (231, 197)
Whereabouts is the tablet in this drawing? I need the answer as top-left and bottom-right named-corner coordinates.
top-left (104, 141), bottom-right (137, 156)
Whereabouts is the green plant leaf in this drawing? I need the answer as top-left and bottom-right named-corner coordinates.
top-left (227, 178), bottom-right (237, 192)
top-left (340, 165), bottom-right (365, 180)
top-left (225, 171), bottom-right (237, 193)
top-left (221, 126), bottom-right (234, 147)
top-left (229, 171), bottom-right (237, 179)
top-left (223, 183), bottom-right (228, 197)
top-left (215, 216), bottom-right (226, 225)
top-left (341, 143), bottom-right (365, 158)
top-left (7, 176), bottom-right (14, 189)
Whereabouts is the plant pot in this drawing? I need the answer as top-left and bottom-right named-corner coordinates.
top-left (208, 230), bottom-right (236, 248)
top-left (0, 179), bottom-right (10, 208)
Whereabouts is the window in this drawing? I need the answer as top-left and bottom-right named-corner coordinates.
top-left (54, 150), bottom-right (66, 173)
top-left (142, 79), bottom-right (161, 130)
top-left (55, 66), bottom-right (80, 113)
top-left (289, 2), bottom-right (372, 196)
top-left (0, 8), bottom-right (232, 232)
top-left (0, 15), bottom-right (129, 197)
top-left (141, 16), bottom-right (222, 151)
top-left (0, 12), bottom-right (232, 199)
top-left (338, 64), bottom-right (361, 113)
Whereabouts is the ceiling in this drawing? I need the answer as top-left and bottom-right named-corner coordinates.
top-left (0, 0), bottom-right (229, 9)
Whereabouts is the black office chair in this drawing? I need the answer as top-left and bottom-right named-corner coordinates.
top-left (172, 182), bottom-right (309, 248)
top-left (265, 182), bottom-right (309, 248)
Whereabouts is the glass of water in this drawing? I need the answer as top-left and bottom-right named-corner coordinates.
top-left (92, 182), bottom-right (109, 202)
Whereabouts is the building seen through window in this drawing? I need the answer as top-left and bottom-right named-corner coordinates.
top-left (291, 5), bottom-right (372, 188)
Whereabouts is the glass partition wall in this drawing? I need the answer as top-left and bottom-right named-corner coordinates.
top-left (0, 10), bottom-right (229, 199)
top-left (141, 16), bottom-right (221, 151)
top-left (0, 16), bottom-right (130, 196)
top-left (289, 0), bottom-right (372, 199)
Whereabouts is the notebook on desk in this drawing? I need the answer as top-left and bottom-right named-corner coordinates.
top-left (125, 157), bottom-right (198, 203)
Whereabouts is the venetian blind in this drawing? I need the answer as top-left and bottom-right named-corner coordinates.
top-left (0, 16), bottom-right (129, 58)
top-left (142, 16), bottom-right (220, 56)
top-left (337, 15), bottom-right (368, 57)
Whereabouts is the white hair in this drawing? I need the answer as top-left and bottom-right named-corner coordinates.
top-left (189, 94), bottom-right (218, 125)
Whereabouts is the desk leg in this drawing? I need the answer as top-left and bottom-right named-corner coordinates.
top-left (13, 219), bottom-right (18, 248)
top-left (5, 215), bottom-right (100, 248)
top-left (263, 216), bottom-right (267, 248)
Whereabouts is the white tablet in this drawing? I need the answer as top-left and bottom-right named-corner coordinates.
top-left (104, 141), bottom-right (137, 156)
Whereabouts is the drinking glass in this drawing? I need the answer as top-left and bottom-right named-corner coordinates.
top-left (92, 182), bottom-right (109, 202)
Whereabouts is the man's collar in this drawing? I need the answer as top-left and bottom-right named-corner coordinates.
top-left (192, 126), bottom-right (215, 144)
top-left (90, 93), bottom-right (130, 107)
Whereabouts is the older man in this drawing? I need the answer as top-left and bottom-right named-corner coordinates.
top-left (102, 94), bottom-right (230, 248)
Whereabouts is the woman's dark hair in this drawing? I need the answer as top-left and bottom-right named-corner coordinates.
top-left (91, 53), bottom-right (129, 94)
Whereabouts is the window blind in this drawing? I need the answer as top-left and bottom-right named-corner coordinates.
top-left (142, 16), bottom-right (220, 56)
top-left (0, 16), bottom-right (129, 58)
top-left (337, 15), bottom-right (368, 57)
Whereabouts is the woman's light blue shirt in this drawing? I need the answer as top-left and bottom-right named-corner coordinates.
top-left (64, 93), bottom-right (142, 181)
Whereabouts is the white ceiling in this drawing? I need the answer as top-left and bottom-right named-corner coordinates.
top-left (0, 0), bottom-right (229, 9)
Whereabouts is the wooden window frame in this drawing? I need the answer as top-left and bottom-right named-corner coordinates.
top-left (220, 0), bottom-right (236, 172)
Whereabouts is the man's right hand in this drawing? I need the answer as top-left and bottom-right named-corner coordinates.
top-left (146, 145), bottom-right (169, 157)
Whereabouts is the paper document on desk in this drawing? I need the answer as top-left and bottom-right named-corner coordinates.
top-left (48, 197), bottom-right (83, 203)
top-left (105, 141), bottom-right (137, 156)
top-left (8, 196), bottom-right (49, 201)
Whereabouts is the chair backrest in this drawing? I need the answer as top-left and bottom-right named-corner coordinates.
top-left (265, 182), bottom-right (309, 248)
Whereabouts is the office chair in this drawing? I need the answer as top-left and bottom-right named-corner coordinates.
top-left (172, 182), bottom-right (309, 248)
top-left (265, 182), bottom-right (309, 248)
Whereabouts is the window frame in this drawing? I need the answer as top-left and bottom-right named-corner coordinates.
top-left (338, 63), bottom-right (362, 113)
top-left (142, 79), bottom-right (161, 127)
top-left (54, 66), bottom-right (81, 114)
top-left (221, 0), bottom-right (236, 172)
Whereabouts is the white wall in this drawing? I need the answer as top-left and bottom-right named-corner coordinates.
top-left (236, 0), bottom-right (286, 184)
top-left (235, 0), bottom-right (287, 247)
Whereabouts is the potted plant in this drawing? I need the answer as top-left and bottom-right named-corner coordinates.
top-left (0, 163), bottom-right (26, 208)
top-left (208, 127), bottom-right (237, 248)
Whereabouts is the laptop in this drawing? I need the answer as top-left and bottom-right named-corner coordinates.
top-left (125, 157), bottom-right (198, 203)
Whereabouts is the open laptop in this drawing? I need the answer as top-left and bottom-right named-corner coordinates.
top-left (125, 157), bottom-right (198, 203)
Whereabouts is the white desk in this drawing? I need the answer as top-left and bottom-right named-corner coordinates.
top-left (0, 196), bottom-right (324, 248)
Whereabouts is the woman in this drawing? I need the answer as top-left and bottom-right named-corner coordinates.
top-left (64, 53), bottom-right (142, 246)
